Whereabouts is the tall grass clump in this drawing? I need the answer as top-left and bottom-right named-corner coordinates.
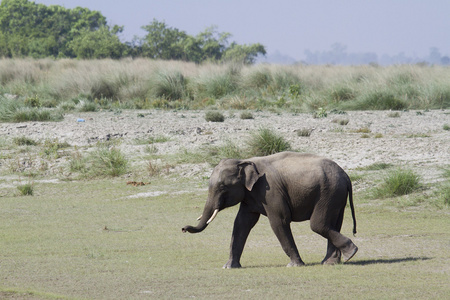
top-left (247, 128), bottom-right (291, 156)
top-left (194, 65), bottom-right (241, 100)
top-left (91, 146), bottom-right (128, 177)
top-left (351, 91), bottom-right (407, 111)
top-left (70, 144), bottom-right (128, 178)
top-left (373, 168), bottom-right (422, 198)
top-left (0, 96), bottom-right (63, 122)
top-left (151, 71), bottom-right (187, 101)
top-left (205, 111), bottom-right (225, 122)
top-left (17, 183), bottom-right (34, 196)
top-left (13, 136), bottom-right (38, 146)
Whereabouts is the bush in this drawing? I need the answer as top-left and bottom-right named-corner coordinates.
top-left (90, 146), bottom-right (128, 177)
top-left (374, 169), bottom-right (422, 198)
top-left (70, 145), bottom-right (128, 178)
top-left (78, 101), bottom-right (98, 112)
top-left (240, 111), bottom-right (254, 119)
top-left (17, 183), bottom-right (34, 196)
top-left (205, 111), bottom-right (225, 122)
top-left (152, 71), bottom-right (187, 101)
top-left (361, 92), bottom-right (407, 110)
top-left (330, 86), bottom-right (354, 102)
top-left (14, 136), bottom-right (38, 146)
top-left (248, 128), bottom-right (291, 156)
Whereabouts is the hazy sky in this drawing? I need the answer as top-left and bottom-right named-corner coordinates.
top-left (34, 0), bottom-right (450, 60)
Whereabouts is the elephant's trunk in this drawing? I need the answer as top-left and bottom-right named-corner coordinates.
top-left (182, 202), bottom-right (219, 234)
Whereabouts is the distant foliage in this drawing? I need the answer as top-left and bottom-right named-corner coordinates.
top-left (0, 1), bottom-right (265, 63)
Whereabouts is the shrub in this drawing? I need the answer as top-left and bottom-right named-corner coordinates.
top-left (361, 92), bottom-right (407, 110)
top-left (374, 169), bottom-right (422, 198)
top-left (152, 71), bottom-right (187, 101)
top-left (296, 128), bottom-right (313, 137)
top-left (205, 111), bottom-right (225, 122)
top-left (443, 124), bottom-right (450, 131)
top-left (17, 183), bottom-right (34, 196)
top-left (90, 77), bottom-right (119, 100)
top-left (245, 68), bottom-right (272, 89)
top-left (332, 118), bottom-right (349, 125)
top-left (312, 107), bottom-right (327, 118)
top-left (14, 136), bottom-right (38, 146)
top-left (330, 86), bottom-right (354, 102)
top-left (12, 107), bottom-right (63, 122)
top-left (90, 146), bottom-right (128, 177)
top-left (78, 101), bottom-right (98, 112)
top-left (240, 111), bottom-right (254, 119)
top-left (248, 128), bottom-right (291, 156)
top-left (387, 112), bottom-right (401, 118)
top-left (70, 145), bottom-right (128, 178)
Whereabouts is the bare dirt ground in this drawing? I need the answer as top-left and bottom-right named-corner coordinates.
top-left (1, 109), bottom-right (449, 185)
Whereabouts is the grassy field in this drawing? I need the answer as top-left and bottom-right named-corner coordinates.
top-left (1, 59), bottom-right (449, 121)
top-left (1, 175), bottom-right (449, 299)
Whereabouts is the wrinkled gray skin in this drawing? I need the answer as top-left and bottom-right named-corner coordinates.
top-left (182, 152), bottom-right (358, 268)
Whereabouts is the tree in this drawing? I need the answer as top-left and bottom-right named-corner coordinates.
top-left (140, 19), bottom-right (188, 60)
top-left (68, 26), bottom-right (125, 59)
top-left (0, 0), bottom-right (110, 58)
top-left (222, 43), bottom-right (266, 64)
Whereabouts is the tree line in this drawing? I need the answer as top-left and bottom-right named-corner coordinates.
top-left (0, 0), bottom-right (266, 63)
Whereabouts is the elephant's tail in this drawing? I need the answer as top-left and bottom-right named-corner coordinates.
top-left (348, 181), bottom-right (357, 236)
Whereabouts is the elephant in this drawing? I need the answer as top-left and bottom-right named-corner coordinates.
top-left (182, 152), bottom-right (358, 268)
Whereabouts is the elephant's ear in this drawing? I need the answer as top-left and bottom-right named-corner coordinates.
top-left (238, 161), bottom-right (262, 191)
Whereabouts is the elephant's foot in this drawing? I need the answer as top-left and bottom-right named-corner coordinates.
top-left (341, 241), bottom-right (358, 263)
top-left (321, 250), bottom-right (341, 265)
top-left (287, 259), bottom-right (305, 267)
top-left (223, 260), bottom-right (242, 269)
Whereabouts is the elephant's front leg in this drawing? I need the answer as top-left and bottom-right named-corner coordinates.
top-left (269, 218), bottom-right (305, 267)
top-left (224, 203), bottom-right (260, 269)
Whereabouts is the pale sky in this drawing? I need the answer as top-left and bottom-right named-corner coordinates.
top-left (34, 0), bottom-right (450, 61)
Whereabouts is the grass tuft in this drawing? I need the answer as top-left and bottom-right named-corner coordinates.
top-left (240, 111), bottom-right (254, 120)
top-left (13, 136), bottom-right (38, 146)
top-left (373, 168), bottom-right (422, 198)
top-left (247, 128), bottom-right (291, 156)
top-left (205, 111), bottom-right (225, 122)
top-left (17, 183), bottom-right (34, 196)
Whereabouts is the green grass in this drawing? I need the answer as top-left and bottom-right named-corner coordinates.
top-left (372, 168), bottom-right (422, 198)
top-left (13, 136), bottom-right (38, 146)
top-left (247, 127), bottom-right (291, 156)
top-left (16, 183), bottom-right (34, 196)
top-left (239, 111), bottom-right (254, 119)
top-left (0, 177), bottom-right (448, 299)
top-left (205, 111), bottom-right (225, 122)
top-left (69, 144), bottom-right (128, 178)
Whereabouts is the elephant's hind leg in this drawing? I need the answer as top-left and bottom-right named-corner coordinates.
top-left (310, 206), bottom-right (358, 264)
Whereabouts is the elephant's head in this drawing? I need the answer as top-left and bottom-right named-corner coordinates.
top-left (182, 159), bottom-right (262, 233)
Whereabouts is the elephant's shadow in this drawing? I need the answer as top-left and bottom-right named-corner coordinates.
top-left (243, 257), bottom-right (431, 268)
top-left (345, 256), bottom-right (431, 266)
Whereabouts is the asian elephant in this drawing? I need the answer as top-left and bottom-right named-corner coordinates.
top-left (182, 152), bottom-right (358, 268)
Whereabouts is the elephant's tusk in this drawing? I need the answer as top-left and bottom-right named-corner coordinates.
top-left (197, 215), bottom-right (202, 221)
top-left (206, 209), bottom-right (219, 224)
